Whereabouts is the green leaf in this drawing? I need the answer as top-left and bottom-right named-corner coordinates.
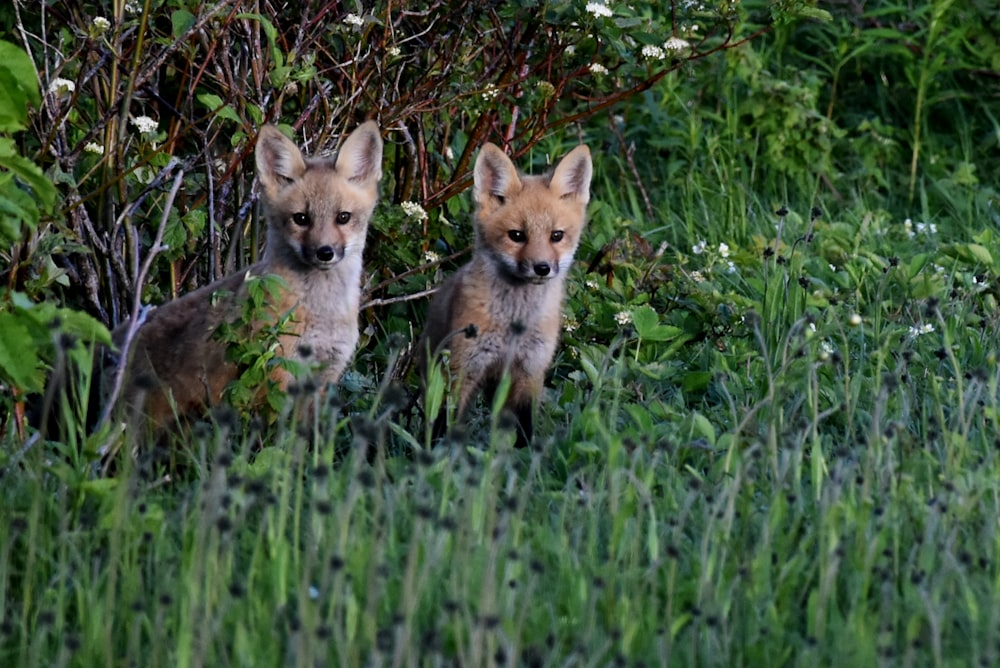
top-left (0, 311), bottom-right (43, 390)
top-left (0, 40), bottom-right (39, 132)
top-left (171, 9), bottom-right (197, 39)
top-left (632, 305), bottom-right (682, 342)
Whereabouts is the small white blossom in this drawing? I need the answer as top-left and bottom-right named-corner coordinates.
top-left (641, 45), bottom-right (666, 61)
top-left (908, 323), bottom-right (935, 337)
top-left (586, 2), bottom-right (613, 18)
top-left (344, 13), bottom-right (364, 27)
top-left (819, 340), bottom-right (835, 361)
top-left (130, 115), bottom-right (158, 134)
top-left (848, 313), bottom-right (862, 327)
top-left (916, 221), bottom-right (937, 235)
top-left (614, 311), bottom-right (632, 326)
top-left (718, 242), bottom-right (730, 258)
top-left (725, 260), bottom-right (737, 274)
top-left (588, 63), bottom-right (609, 75)
top-left (536, 80), bottom-right (556, 98)
top-left (84, 142), bottom-right (105, 155)
top-left (664, 37), bottom-right (691, 53)
top-left (444, 146), bottom-right (454, 161)
top-left (692, 239), bottom-right (707, 255)
top-left (481, 83), bottom-right (501, 100)
top-left (401, 201), bottom-right (428, 221)
top-left (565, 45), bottom-right (576, 56)
top-left (124, 1), bottom-right (142, 15)
top-left (690, 270), bottom-right (705, 283)
top-left (563, 314), bottom-right (579, 333)
top-left (423, 250), bottom-right (440, 265)
top-left (92, 17), bottom-right (111, 34)
top-left (48, 78), bottom-right (75, 96)
top-left (386, 45), bottom-right (401, 58)
top-left (585, 279), bottom-right (600, 290)
top-left (903, 218), bottom-right (915, 239)
top-left (308, 585), bottom-right (320, 600)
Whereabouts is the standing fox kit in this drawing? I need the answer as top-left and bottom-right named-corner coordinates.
top-left (115, 122), bottom-right (383, 433)
top-left (419, 142), bottom-right (593, 446)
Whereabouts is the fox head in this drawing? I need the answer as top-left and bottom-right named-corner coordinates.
top-left (256, 122), bottom-right (383, 271)
top-left (472, 142), bottom-right (592, 284)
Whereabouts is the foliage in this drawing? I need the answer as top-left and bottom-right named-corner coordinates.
top-left (3, 0), bottom-right (1000, 665)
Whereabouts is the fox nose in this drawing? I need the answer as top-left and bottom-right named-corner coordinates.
top-left (315, 246), bottom-right (338, 263)
top-left (533, 262), bottom-right (551, 277)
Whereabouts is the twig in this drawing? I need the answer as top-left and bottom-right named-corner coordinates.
top-left (362, 286), bottom-right (439, 311)
top-left (96, 168), bottom-right (186, 433)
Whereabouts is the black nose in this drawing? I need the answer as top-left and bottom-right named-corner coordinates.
top-left (533, 263), bottom-right (551, 277)
top-left (316, 246), bottom-right (337, 263)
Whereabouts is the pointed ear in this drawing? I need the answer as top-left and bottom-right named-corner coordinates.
top-left (473, 144), bottom-right (522, 207)
top-left (256, 126), bottom-right (307, 195)
top-left (335, 121), bottom-right (383, 186)
top-left (550, 145), bottom-right (592, 204)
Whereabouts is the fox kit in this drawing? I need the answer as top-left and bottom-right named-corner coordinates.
top-left (114, 122), bottom-right (383, 435)
top-left (418, 142), bottom-right (592, 446)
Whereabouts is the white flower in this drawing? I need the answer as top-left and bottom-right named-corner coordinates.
top-left (725, 260), bottom-right (737, 274)
top-left (718, 242), bottom-right (730, 258)
top-left (563, 314), bottom-right (579, 333)
top-left (130, 115), bottom-right (159, 134)
top-left (588, 63), bottom-right (609, 75)
top-left (344, 13), bottom-right (364, 27)
top-left (481, 83), bottom-right (501, 100)
top-left (401, 201), bottom-right (428, 221)
top-left (586, 2), bottom-right (613, 18)
top-left (641, 45), bottom-right (666, 61)
top-left (614, 311), bottom-right (632, 326)
top-left (565, 45), bottom-right (576, 56)
top-left (48, 78), bottom-right (75, 95)
top-left (423, 250), bottom-right (440, 265)
top-left (664, 37), bottom-right (691, 53)
top-left (84, 142), bottom-right (105, 155)
top-left (690, 270), bottom-right (705, 283)
top-left (386, 45), bottom-right (401, 58)
top-left (819, 340), bottom-right (835, 361)
top-left (585, 279), bottom-right (600, 290)
top-left (908, 323), bottom-right (935, 337)
top-left (848, 313), bottom-right (862, 327)
top-left (92, 17), bottom-right (111, 34)
top-left (124, 1), bottom-right (142, 14)
top-left (692, 239), bottom-right (707, 254)
top-left (444, 146), bottom-right (454, 161)
top-left (903, 218), bottom-right (915, 239)
top-left (915, 221), bottom-right (937, 235)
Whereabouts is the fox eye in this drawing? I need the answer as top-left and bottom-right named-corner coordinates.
top-left (336, 211), bottom-right (352, 225)
top-left (507, 230), bottom-right (526, 243)
top-left (550, 230), bottom-right (564, 242)
top-left (292, 212), bottom-right (310, 227)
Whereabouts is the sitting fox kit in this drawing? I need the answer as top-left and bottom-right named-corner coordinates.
top-left (115, 122), bottom-right (383, 433)
top-left (420, 142), bottom-right (593, 445)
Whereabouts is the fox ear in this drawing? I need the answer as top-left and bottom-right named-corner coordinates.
top-left (335, 121), bottom-right (383, 187)
top-left (474, 144), bottom-right (522, 207)
top-left (550, 145), bottom-right (592, 204)
top-left (256, 126), bottom-right (307, 195)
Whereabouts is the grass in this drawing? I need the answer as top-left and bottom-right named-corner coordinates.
top-left (4, 2), bottom-right (1000, 666)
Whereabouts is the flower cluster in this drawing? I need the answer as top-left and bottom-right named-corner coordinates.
top-left (904, 218), bottom-right (937, 238)
top-left (344, 13), bottom-right (364, 27)
top-left (641, 38), bottom-right (692, 61)
top-left (401, 201), bottom-right (428, 222)
top-left (48, 78), bottom-right (75, 96)
top-left (585, 2), bottom-right (613, 18)
top-left (130, 115), bottom-right (159, 134)
top-left (908, 323), bottom-right (935, 338)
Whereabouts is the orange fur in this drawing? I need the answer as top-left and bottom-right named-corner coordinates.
top-left (418, 142), bottom-right (592, 445)
top-left (113, 122), bottom-right (383, 434)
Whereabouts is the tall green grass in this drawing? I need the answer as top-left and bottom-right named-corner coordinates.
top-left (4, 1), bottom-right (1000, 665)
